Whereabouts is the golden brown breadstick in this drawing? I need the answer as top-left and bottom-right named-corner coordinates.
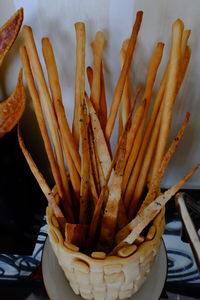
top-left (65, 223), bottom-right (88, 248)
top-left (151, 19), bottom-right (184, 182)
top-left (88, 125), bottom-right (101, 195)
top-left (97, 115), bottom-right (130, 252)
top-left (114, 163), bottom-right (200, 251)
top-left (140, 112), bottom-right (190, 213)
top-left (86, 94), bottom-right (112, 179)
top-left (79, 101), bottom-right (90, 224)
top-left (73, 22), bottom-right (86, 146)
top-left (177, 45), bottom-right (191, 90)
top-left (128, 105), bottom-right (163, 218)
top-left (105, 11), bottom-right (143, 140)
top-left (99, 63), bottom-right (107, 131)
top-left (119, 39), bottom-right (132, 128)
top-left (18, 126), bottom-right (66, 232)
top-left (91, 31), bottom-right (105, 113)
top-left (87, 66), bottom-right (93, 91)
top-left (42, 37), bottom-right (81, 176)
top-left (122, 42), bottom-right (164, 208)
top-left (181, 29), bottom-right (191, 58)
top-left (22, 26), bottom-right (73, 219)
top-left (124, 89), bottom-right (144, 167)
top-left (20, 45), bottom-right (74, 223)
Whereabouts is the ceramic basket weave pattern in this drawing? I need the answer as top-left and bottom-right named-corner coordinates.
top-left (46, 206), bottom-right (165, 300)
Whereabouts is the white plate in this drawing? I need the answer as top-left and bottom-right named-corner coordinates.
top-left (42, 238), bottom-right (167, 300)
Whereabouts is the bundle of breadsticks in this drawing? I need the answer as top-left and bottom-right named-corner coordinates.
top-left (18, 11), bottom-right (199, 255)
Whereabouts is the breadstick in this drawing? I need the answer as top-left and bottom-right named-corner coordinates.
top-left (117, 198), bottom-right (129, 230)
top-left (122, 42), bottom-right (164, 208)
top-left (86, 112), bottom-right (133, 252)
top-left (91, 31), bottom-right (105, 113)
top-left (87, 66), bottom-right (93, 91)
top-left (73, 22), bottom-right (86, 146)
top-left (177, 45), bottom-right (191, 91)
top-left (97, 115), bottom-right (129, 252)
top-left (124, 45), bottom-right (166, 199)
top-left (42, 37), bottom-right (81, 175)
top-left (22, 26), bottom-right (73, 221)
top-left (181, 29), bottom-right (191, 58)
top-left (105, 11), bottom-right (143, 140)
top-left (151, 19), bottom-right (184, 182)
top-left (119, 39), bottom-right (132, 128)
top-left (88, 125), bottom-right (101, 194)
top-left (114, 163), bottom-right (200, 250)
top-left (99, 63), bottom-right (107, 131)
top-left (18, 126), bottom-right (66, 232)
top-left (20, 45), bottom-right (73, 222)
top-left (128, 105), bottom-right (163, 218)
top-left (65, 223), bottom-right (88, 248)
top-left (140, 112), bottom-right (190, 213)
top-left (124, 89), bottom-right (144, 167)
top-left (79, 101), bottom-right (90, 224)
top-left (86, 94), bottom-right (112, 179)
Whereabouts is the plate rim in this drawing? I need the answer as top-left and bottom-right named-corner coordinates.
top-left (41, 237), bottom-right (167, 300)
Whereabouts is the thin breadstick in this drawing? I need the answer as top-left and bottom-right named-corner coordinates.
top-left (22, 26), bottom-right (73, 221)
top-left (150, 49), bottom-right (190, 191)
top-left (124, 89), bottom-right (144, 167)
top-left (181, 30), bottom-right (191, 58)
top-left (18, 126), bottom-right (66, 232)
top-left (97, 115), bottom-right (130, 252)
top-left (89, 163), bottom-right (99, 207)
top-left (151, 19), bottom-right (184, 182)
top-left (99, 63), bottom-right (107, 131)
top-left (73, 22), bottom-right (86, 146)
top-left (177, 45), bottom-right (191, 91)
top-left (105, 11), bottom-right (143, 140)
top-left (142, 42), bottom-right (164, 115)
top-left (88, 126), bottom-right (101, 194)
top-left (79, 101), bottom-right (90, 224)
top-left (118, 112), bottom-right (123, 144)
top-left (124, 46), bottom-right (166, 204)
top-left (19, 45), bottom-right (73, 222)
top-left (65, 223), bottom-right (88, 248)
top-left (122, 113), bottom-right (145, 209)
top-left (61, 136), bottom-right (81, 207)
top-left (42, 37), bottom-right (81, 175)
top-left (113, 163), bottom-right (200, 251)
top-left (87, 66), bottom-right (93, 91)
top-left (128, 104), bottom-right (163, 218)
top-left (139, 112), bottom-right (190, 213)
top-left (123, 42), bottom-right (164, 208)
top-left (86, 94), bottom-right (112, 179)
top-left (117, 198), bottom-right (129, 230)
top-left (85, 173), bottom-right (111, 252)
top-left (124, 87), bottom-right (166, 207)
top-left (119, 39), bottom-right (132, 128)
top-left (86, 111), bottom-right (134, 252)
top-left (91, 31), bottom-right (105, 113)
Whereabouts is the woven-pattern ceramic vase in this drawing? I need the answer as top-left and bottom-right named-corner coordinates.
top-left (46, 200), bottom-right (165, 300)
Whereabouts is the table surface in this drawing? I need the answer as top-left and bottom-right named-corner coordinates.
top-left (0, 191), bottom-right (199, 300)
